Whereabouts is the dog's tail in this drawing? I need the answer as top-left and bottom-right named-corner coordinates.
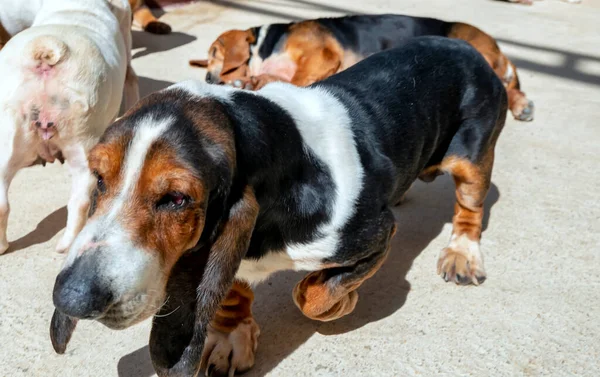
top-left (26, 35), bottom-right (69, 67)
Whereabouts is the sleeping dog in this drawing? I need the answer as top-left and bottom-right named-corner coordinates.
top-left (0, 0), bottom-right (139, 254)
top-left (190, 14), bottom-right (532, 122)
top-left (50, 37), bottom-right (507, 376)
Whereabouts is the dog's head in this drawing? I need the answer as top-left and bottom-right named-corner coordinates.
top-left (50, 82), bottom-right (259, 375)
top-left (189, 29), bottom-right (256, 85)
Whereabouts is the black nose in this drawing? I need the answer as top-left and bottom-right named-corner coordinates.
top-left (205, 72), bottom-right (216, 84)
top-left (52, 254), bottom-right (114, 319)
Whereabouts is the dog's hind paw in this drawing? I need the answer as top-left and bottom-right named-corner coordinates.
top-left (144, 21), bottom-right (171, 35)
top-left (201, 317), bottom-right (260, 377)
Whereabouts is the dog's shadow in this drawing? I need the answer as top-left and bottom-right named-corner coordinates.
top-left (117, 176), bottom-right (501, 377)
top-left (131, 30), bottom-right (196, 60)
top-left (4, 206), bottom-right (67, 254)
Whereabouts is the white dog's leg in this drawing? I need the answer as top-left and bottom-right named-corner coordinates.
top-left (123, 64), bottom-right (140, 112)
top-left (55, 145), bottom-right (94, 253)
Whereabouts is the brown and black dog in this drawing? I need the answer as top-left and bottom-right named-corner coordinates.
top-left (190, 14), bottom-right (534, 121)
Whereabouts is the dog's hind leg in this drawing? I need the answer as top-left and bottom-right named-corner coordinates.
top-left (0, 164), bottom-right (18, 255)
top-left (436, 106), bottom-right (506, 285)
top-left (504, 59), bottom-right (534, 122)
top-left (0, 113), bottom-right (28, 254)
top-left (293, 211), bottom-right (396, 322)
top-left (55, 144), bottom-right (94, 253)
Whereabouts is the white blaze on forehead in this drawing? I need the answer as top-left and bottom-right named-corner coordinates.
top-left (107, 115), bottom-right (173, 219)
top-left (63, 115), bottom-right (173, 267)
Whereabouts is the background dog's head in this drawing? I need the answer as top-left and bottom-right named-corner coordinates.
top-left (50, 83), bottom-right (258, 375)
top-left (189, 29), bottom-right (256, 85)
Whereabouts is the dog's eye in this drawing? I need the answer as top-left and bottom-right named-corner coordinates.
top-left (157, 192), bottom-right (189, 210)
top-left (211, 47), bottom-right (217, 57)
top-left (94, 171), bottom-right (106, 193)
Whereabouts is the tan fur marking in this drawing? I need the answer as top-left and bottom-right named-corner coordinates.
top-left (130, 144), bottom-right (207, 273)
top-left (293, 224), bottom-right (396, 321)
top-left (283, 22), bottom-right (343, 86)
top-left (211, 281), bottom-right (255, 333)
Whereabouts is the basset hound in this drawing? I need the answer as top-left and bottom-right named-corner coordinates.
top-left (190, 14), bottom-right (533, 122)
top-left (50, 37), bottom-right (507, 376)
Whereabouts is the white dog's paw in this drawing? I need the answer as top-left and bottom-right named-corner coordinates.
top-left (0, 240), bottom-right (9, 255)
top-left (201, 317), bottom-right (260, 377)
top-left (55, 234), bottom-right (73, 253)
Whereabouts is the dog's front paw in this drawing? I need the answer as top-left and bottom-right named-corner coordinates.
top-left (437, 247), bottom-right (486, 285)
top-left (144, 21), bottom-right (172, 35)
top-left (201, 317), bottom-right (260, 377)
top-left (55, 234), bottom-right (73, 254)
top-left (0, 240), bottom-right (8, 255)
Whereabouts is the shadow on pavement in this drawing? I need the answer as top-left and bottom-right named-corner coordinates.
top-left (132, 30), bottom-right (197, 60)
top-left (138, 76), bottom-right (175, 98)
top-left (5, 206), bottom-right (67, 254)
top-left (202, 0), bottom-right (359, 22)
top-left (498, 37), bottom-right (600, 87)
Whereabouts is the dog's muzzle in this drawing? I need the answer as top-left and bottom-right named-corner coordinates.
top-left (52, 251), bottom-right (114, 319)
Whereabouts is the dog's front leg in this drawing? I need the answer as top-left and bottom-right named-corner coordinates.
top-left (201, 280), bottom-right (259, 377)
top-left (55, 145), bottom-right (94, 253)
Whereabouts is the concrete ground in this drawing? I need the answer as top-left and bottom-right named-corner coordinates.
top-left (1, 0), bottom-right (599, 376)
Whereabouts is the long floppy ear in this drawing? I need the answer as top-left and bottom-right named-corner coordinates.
top-left (49, 310), bottom-right (79, 354)
top-left (150, 186), bottom-right (259, 376)
top-left (221, 30), bottom-right (256, 75)
top-left (189, 59), bottom-right (209, 68)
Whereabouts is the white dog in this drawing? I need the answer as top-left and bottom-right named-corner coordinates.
top-left (0, 0), bottom-right (139, 254)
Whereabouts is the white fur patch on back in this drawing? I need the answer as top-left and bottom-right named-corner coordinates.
top-left (171, 80), bottom-right (234, 101)
top-left (258, 83), bottom-right (364, 271)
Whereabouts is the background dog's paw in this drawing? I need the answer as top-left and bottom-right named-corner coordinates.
top-left (437, 247), bottom-right (486, 285)
top-left (201, 317), bottom-right (260, 376)
top-left (144, 21), bottom-right (172, 35)
top-left (513, 99), bottom-right (535, 122)
top-left (229, 78), bottom-right (255, 90)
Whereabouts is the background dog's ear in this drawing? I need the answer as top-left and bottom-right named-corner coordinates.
top-left (189, 59), bottom-right (209, 68)
top-left (221, 30), bottom-right (255, 75)
top-left (150, 186), bottom-right (259, 377)
top-left (49, 309), bottom-right (78, 354)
